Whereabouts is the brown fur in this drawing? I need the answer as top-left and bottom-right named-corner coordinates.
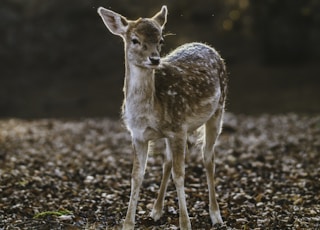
top-left (98, 5), bottom-right (227, 230)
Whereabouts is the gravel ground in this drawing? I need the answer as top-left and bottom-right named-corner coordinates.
top-left (0, 113), bottom-right (319, 229)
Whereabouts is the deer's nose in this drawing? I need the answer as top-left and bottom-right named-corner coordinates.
top-left (149, 56), bottom-right (160, 65)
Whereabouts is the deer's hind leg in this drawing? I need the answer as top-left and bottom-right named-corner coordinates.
top-left (202, 108), bottom-right (224, 226)
top-left (151, 138), bottom-right (172, 221)
top-left (168, 134), bottom-right (191, 230)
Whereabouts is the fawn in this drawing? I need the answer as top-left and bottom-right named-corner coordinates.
top-left (98, 5), bottom-right (227, 230)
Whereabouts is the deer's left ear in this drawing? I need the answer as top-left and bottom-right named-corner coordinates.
top-left (152, 5), bottom-right (167, 29)
top-left (98, 7), bottom-right (129, 37)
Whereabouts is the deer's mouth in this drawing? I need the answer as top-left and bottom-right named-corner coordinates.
top-left (147, 63), bottom-right (160, 69)
top-left (143, 61), bottom-right (161, 69)
top-left (149, 57), bottom-right (160, 66)
top-left (137, 59), bottom-right (161, 69)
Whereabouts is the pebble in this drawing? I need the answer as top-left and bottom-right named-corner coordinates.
top-left (256, 202), bottom-right (264, 207)
top-left (146, 203), bottom-right (154, 210)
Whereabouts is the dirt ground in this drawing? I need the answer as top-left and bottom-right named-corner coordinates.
top-left (0, 113), bottom-right (320, 229)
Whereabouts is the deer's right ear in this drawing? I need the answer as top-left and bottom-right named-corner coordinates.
top-left (98, 7), bottom-right (128, 37)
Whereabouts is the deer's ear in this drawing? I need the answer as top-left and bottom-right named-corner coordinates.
top-left (152, 5), bottom-right (167, 29)
top-left (98, 7), bottom-right (128, 37)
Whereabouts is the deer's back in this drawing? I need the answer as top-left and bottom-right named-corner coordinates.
top-left (155, 42), bottom-right (227, 131)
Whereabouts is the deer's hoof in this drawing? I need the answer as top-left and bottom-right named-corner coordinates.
top-left (150, 208), bottom-right (163, 221)
top-left (210, 210), bottom-right (223, 225)
top-left (122, 220), bottom-right (134, 230)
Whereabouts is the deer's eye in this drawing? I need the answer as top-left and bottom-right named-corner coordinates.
top-left (131, 38), bottom-right (140, 45)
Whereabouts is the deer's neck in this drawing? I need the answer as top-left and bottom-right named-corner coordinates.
top-left (125, 63), bottom-right (155, 99)
top-left (123, 61), bottom-right (156, 116)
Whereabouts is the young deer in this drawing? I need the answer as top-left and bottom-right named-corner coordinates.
top-left (98, 5), bottom-right (227, 229)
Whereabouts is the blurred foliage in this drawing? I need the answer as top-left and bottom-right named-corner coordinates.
top-left (251, 0), bottom-right (320, 64)
top-left (1, 0), bottom-right (319, 64)
top-left (0, 0), bottom-right (319, 117)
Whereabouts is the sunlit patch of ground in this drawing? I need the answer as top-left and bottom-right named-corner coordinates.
top-left (1, 113), bottom-right (319, 229)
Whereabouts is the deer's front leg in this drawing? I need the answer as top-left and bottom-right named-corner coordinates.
top-left (123, 139), bottom-right (148, 230)
top-left (168, 135), bottom-right (191, 230)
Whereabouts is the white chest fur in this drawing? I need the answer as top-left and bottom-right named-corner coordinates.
top-left (123, 65), bottom-right (160, 140)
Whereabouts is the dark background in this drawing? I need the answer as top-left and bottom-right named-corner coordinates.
top-left (1, 0), bottom-right (319, 118)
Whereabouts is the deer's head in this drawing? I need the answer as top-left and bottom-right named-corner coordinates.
top-left (98, 6), bottom-right (167, 69)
